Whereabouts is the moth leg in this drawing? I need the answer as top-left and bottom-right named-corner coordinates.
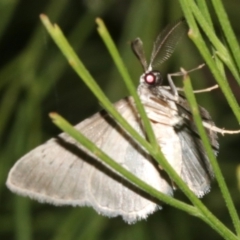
top-left (192, 84), bottom-right (219, 94)
top-left (167, 63), bottom-right (206, 98)
top-left (167, 73), bottom-right (179, 99)
top-left (203, 122), bottom-right (240, 135)
top-left (163, 83), bottom-right (218, 94)
top-left (169, 84), bottom-right (219, 94)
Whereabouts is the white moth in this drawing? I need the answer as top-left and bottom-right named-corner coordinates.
top-left (6, 19), bottom-right (218, 223)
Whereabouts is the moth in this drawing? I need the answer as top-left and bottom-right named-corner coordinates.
top-left (6, 19), bottom-right (219, 223)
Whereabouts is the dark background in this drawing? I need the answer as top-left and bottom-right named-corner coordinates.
top-left (1, 0), bottom-right (240, 239)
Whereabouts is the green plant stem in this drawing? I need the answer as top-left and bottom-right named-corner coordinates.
top-left (195, 1), bottom-right (226, 79)
top-left (211, 0), bottom-right (240, 73)
top-left (96, 18), bottom-right (159, 152)
top-left (178, 1), bottom-right (240, 235)
top-left (196, 0), bottom-right (213, 28)
top-left (178, 0), bottom-right (240, 123)
top-left (189, 1), bottom-right (240, 82)
top-left (40, 14), bottom-right (154, 156)
top-left (183, 73), bottom-right (240, 238)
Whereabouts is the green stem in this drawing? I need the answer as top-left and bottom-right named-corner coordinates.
top-left (189, 1), bottom-right (240, 82)
top-left (211, 0), bottom-right (240, 74)
top-left (183, 73), bottom-right (240, 238)
top-left (177, 2), bottom-right (240, 235)
top-left (178, 0), bottom-right (240, 123)
top-left (196, 0), bottom-right (213, 28)
top-left (40, 14), bottom-right (154, 157)
top-left (96, 18), bottom-right (159, 151)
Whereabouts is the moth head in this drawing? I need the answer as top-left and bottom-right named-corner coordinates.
top-left (140, 70), bottom-right (163, 87)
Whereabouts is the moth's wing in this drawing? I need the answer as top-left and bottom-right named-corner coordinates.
top-left (176, 103), bottom-right (219, 197)
top-left (6, 97), bottom-right (173, 223)
top-left (176, 125), bottom-right (212, 197)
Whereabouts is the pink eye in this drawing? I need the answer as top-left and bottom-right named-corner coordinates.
top-left (144, 73), bottom-right (156, 85)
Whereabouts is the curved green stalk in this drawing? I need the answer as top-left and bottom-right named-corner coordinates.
top-left (183, 73), bottom-right (240, 237)
top-left (211, 0), bottom-right (240, 73)
top-left (96, 18), bottom-right (159, 152)
top-left (178, 0), bottom-right (240, 123)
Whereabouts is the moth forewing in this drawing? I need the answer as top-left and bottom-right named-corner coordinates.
top-left (6, 98), bottom-right (173, 223)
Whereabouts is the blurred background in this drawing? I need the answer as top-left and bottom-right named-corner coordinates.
top-left (1, 0), bottom-right (240, 239)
